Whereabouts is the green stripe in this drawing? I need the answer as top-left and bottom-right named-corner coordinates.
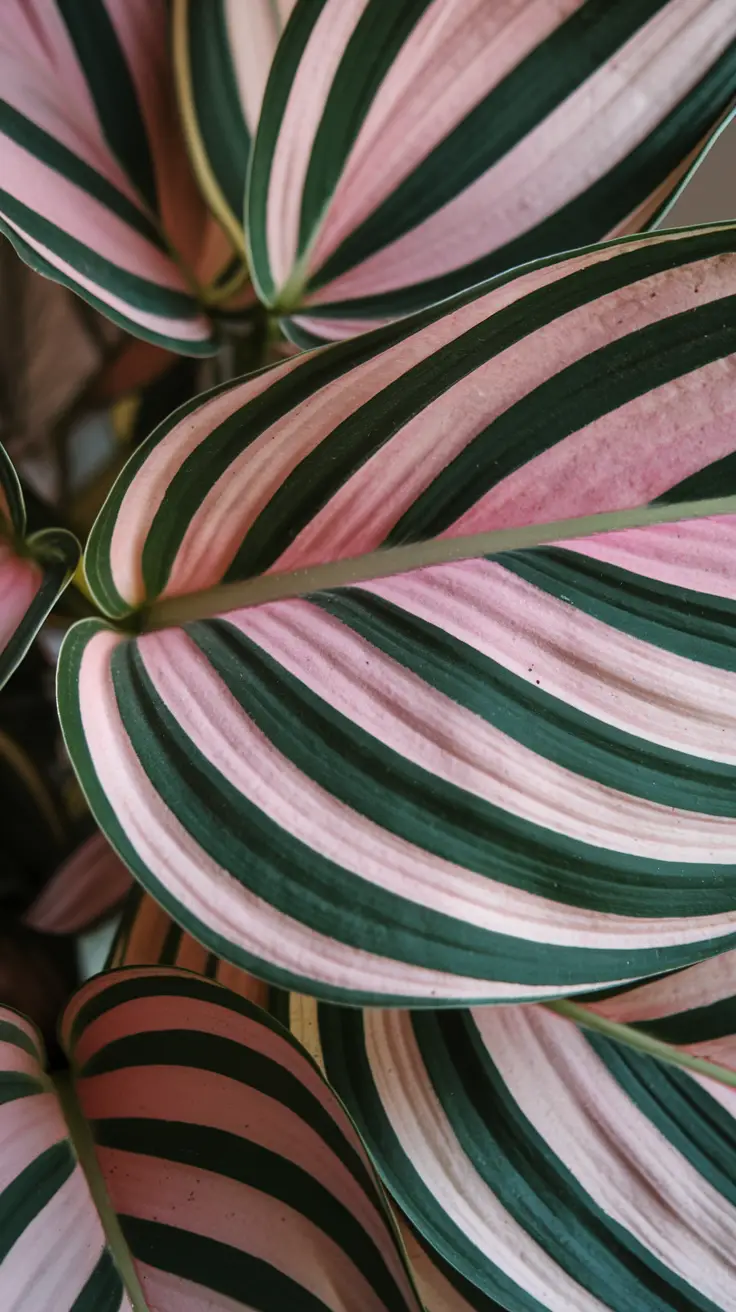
top-left (58, 0), bottom-right (158, 212)
top-left (317, 586), bottom-right (736, 813)
top-left (98, 1118), bottom-right (410, 1312)
top-left (196, 618), bottom-right (736, 915)
top-left (0, 442), bottom-right (25, 535)
top-left (70, 1249), bottom-right (124, 1312)
top-left (159, 920), bottom-right (183, 965)
top-left (231, 228), bottom-right (736, 579)
top-left (657, 447), bottom-right (736, 502)
top-left (0, 1019), bottom-right (41, 1060)
top-left (297, 0), bottom-right (432, 260)
top-left (119, 630), bottom-right (736, 986)
top-left (629, 997), bottom-right (736, 1045)
top-left (499, 548), bottom-right (736, 670)
top-left (0, 1142), bottom-right (75, 1262)
top-left (0, 100), bottom-right (161, 247)
top-left (247, 0), bottom-right (329, 301)
top-left (387, 297), bottom-right (736, 543)
top-left (588, 1030), bottom-right (736, 1206)
top-left (120, 1214), bottom-right (331, 1310)
top-left (310, 0), bottom-right (667, 291)
top-left (0, 1073), bottom-right (47, 1105)
top-left (317, 1005), bottom-right (548, 1312)
top-left (187, 0), bottom-right (251, 219)
top-left (411, 1011), bottom-right (722, 1311)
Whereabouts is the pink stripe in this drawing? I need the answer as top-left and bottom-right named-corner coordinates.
top-left (215, 961), bottom-right (271, 1008)
top-left (235, 598), bottom-right (736, 862)
top-left (75, 631), bottom-right (605, 999)
top-left (0, 1042), bottom-right (43, 1081)
top-left (133, 1262), bottom-right (249, 1312)
top-left (0, 1093), bottom-right (63, 1193)
top-left (98, 1146), bottom-right (416, 1312)
top-left (141, 620), bottom-right (736, 952)
top-left (586, 950), bottom-right (736, 1024)
top-left (307, 0), bottom-right (584, 278)
top-left (308, 0), bottom-right (735, 301)
top-left (364, 1010), bottom-right (607, 1311)
top-left (265, 0), bottom-right (370, 292)
top-left (0, 1162), bottom-right (105, 1309)
top-left (174, 935), bottom-right (210, 973)
top-left (224, 0), bottom-right (296, 136)
top-left (2, 217), bottom-right (210, 344)
top-left (0, 547), bottom-right (40, 654)
top-left (78, 1065), bottom-right (398, 1265)
top-left (564, 517), bottom-right (736, 601)
top-left (366, 559), bottom-right (736, 762)
top-left (291, 312), bottom-right (390, 339)
top-left (0, 1007), bottom-right (43, 1059)
top-left (25, 832), bottom-right (132, 934)
top-left (480, 1005), bottom-right (736, 1304)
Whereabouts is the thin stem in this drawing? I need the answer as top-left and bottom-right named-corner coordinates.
top-left (144, 490), bottom-right (736, 630)
top-left (547, 1000), bottom-right (736, 1088)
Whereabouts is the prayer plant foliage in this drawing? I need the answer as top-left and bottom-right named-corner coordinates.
top-left (57, 220), bottom-right (736, 1006)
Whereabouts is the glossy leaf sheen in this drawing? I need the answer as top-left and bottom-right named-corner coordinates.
top-left (59, 223), bottom-right (736, 1004)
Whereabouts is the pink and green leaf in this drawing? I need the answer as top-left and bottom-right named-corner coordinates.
top-left (246, 0), bottom-right (736, 340)
top-left (58, 222), bottom-right (736, 1005)
top-left (0, 1), bottom-right (219, 354)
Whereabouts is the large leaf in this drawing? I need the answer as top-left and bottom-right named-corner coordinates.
top-left (0, 967), bottom-right (422, 1310)
top-left (172, 0), bottom-right (297, 255)
top-left (0, 442), bottom-right (79, 688)
top-left (247, 0), bottom-right (736, 341)
top-left (291, 985), bottom-right (736, 1310)
top-left (58, 223), bottom-right (736, 1005)
top-left (0, 1), bottom-right (219, 354)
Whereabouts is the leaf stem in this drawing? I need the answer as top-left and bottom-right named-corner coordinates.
top-left (143, 490), bottom-right (736, 630)
top-left (546, 1000), bottom-right (736, 1088)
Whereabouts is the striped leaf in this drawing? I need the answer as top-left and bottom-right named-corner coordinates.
top-left (0, 443), bottom-right (79, 689)
top-left (0, 1), bottom-right (220, 354)
top-left (24, 831), bottom-right (133, 936)
top-left (172, 0), bottom-right (297, 256)
top-left (292, 990), bottom-right (736, 1311)
top-left (247, 0), bottom-right (736, 341)
top-left (58, 222), bottom-right (736, 1005)
top-left (0, 968), bottom-right (423, 1310)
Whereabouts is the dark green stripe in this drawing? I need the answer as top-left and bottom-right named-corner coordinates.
top-left (187, 0), bottom-right (251, 219)
top-left (231, 227), bottom-right (736, 579)
top-left (588, 1029), bottom-right (736, 1206)
top-left (310, 0), bottom-right (667, 290)
top-left (111, 630), bottom-right (736, 990)
top-left (70, 1249), bottom-right (124, 1312)
top-left (629, 997), bottom-right (736, 1045)
top-left (317, 1005), bottom-right (548, 1312)
top-left (0, 1019), bottom-right (40, 1060)
top-left (316, 585), bottom-right (736, 812)
top-left (0, 100), bottom-right (161, 246)
top-left (297, 0), bottom-right (432, 260)
top-left (657, 447), bottom-right (736, 502)
top-left (204, 952), bottom-right (219, 978)
top-left (388, 297), bottom-right (736, 543)
top-left (159, 920), bottom-right (183, 965)
top-left (0, 1073), bottom-right (47, 1105)
top-left (195, 618), bottom-right (736, 915)
top-left (120, 1214), bottom-right (332, 1310)
top-left (58, 0), bottom-right (158, 211)
top-left (0, 1142), bottom-right (75, 1262)
top-left (498, 547), bottom-right (736, 670)
top-left (98, 1118), bottom-right (410, 1312)
top-left (411, 1010), bottom-right (722, 1311)
top-left (247, 0), bottom-right (328, 301)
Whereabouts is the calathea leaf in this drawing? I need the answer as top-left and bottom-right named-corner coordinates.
top-left (172, 0), bottom-right (297, 257)
top-left (0, 1), bottom-right (221, 354)
top-left (58, 222), bottom-right (736, 1005)
top-left (0, 442), bottom-right (79, 690)
top-left (246, 0), bottom-right (736, 341)
top-left (0, 967), bottom-right (422, 1311)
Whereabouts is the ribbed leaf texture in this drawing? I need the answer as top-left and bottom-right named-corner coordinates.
top-left (0, 968), bottom-right (423, 1310)
top-left (247, 0), bottom-right (736, 341)
top-left (0, 442), bottom-right (78, 689)
top-left (0, 1), bottom-right (223, 353)
top-left (58, 223), bottom-right (736, 1004)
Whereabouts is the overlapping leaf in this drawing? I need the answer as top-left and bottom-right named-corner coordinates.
top-left (58, 223), bottom-right (736, 1004)
top-left (0, 1), bottom-right (221, 353)
top-left (0, 442), bottom-right (78, 689)
top-left (172, 0), bottom-right (296, 255)
top-left (247, 0), bottom-right (736, 341)
top-left (24, 831), bottom-right (132, 937)
top-left (0, 967), bottom-right (422, 1310)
